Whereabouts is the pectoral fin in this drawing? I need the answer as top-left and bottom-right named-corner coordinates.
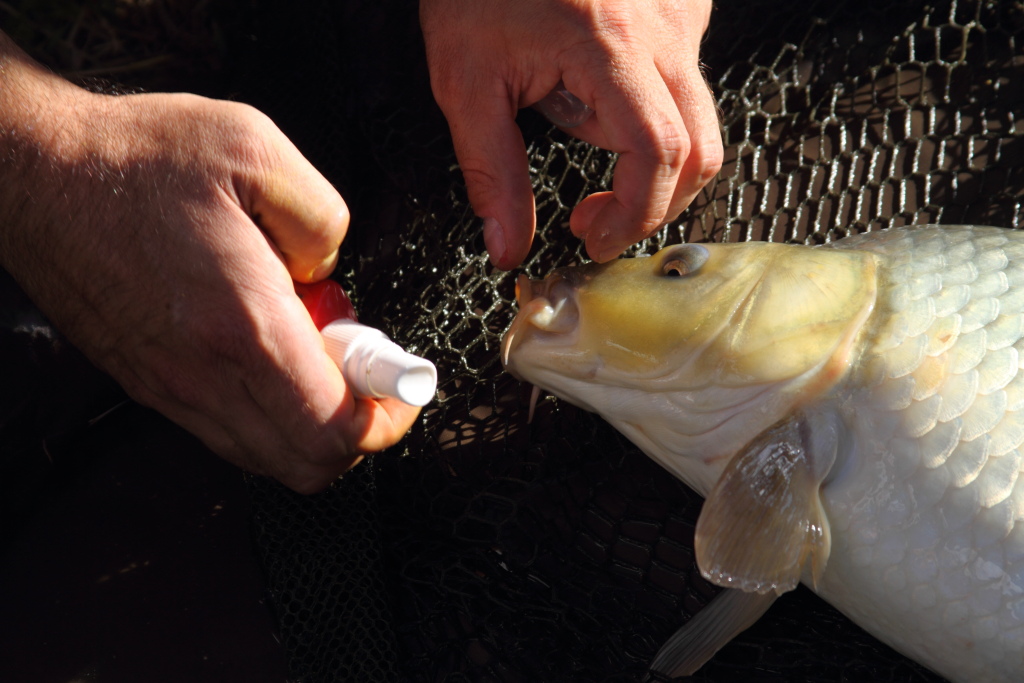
top-left (695, 416), bottom-right (832, 595)
top-left (649, 589), bottom-right (777, 677)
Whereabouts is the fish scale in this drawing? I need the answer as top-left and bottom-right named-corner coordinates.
top-left (804, 226), bottom-right (1024, 682)
top-left (502, 225), bottom-right (1024, 682)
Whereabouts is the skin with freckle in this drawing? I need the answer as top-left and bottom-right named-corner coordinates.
top-left (502, 225), bottom-right (1024, 683)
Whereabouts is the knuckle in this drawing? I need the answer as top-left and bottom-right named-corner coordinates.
top-left (636, 212), bottom-right (667, 239)
top-left (424, 43), bottom-right (469, 112)
top-left (151, 357), bottom-right (209, 408)
top-left (429, 68), bottom-right (462, 112)
top-left (648, 119), bottom-right (689, 172)
top-left (287, 477), bottom-right (332, 496)
top-left (622, 121), bottom-right (690, 230)
top-left (182, 95), bottom-right (266, 142)
top-left (458, 160), bottom-right (504, 207)
top-left (585, 1), bottom-right (638, 39)
top-left (112, 365), bottom-right (158, 408)
top-left (218, 100), bottom-right (274, 137)
top-left (288, 213), bottom-right (346, 274)
top-left (280, 453), bottom-right (360, 495)
top-left (315, 203), bottom-right (350, 252)
top-left (302, 430), bottom-right (353, 467)
top-left (196, 99), bottom-right (277, 169)
top-left (693, 140), bottom-right (724, 187)
top-left (280, 399), bottom-right (362, 469)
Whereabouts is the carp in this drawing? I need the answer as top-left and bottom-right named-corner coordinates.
top-left (501, 225), bottom-right (1024, 682)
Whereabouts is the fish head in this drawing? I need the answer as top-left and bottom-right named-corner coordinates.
top-left (502, 241), bottom-right (876, 492)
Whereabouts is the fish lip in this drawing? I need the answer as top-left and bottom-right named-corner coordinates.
top-left (501, 273), bottom-right (581, 371)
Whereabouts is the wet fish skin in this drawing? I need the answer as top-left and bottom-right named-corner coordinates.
top-left (502, 225), bottom-right (1024, 683)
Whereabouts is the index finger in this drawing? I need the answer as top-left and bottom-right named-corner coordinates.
top-left (230, 106), bottom-right (350, 283)
top-left (566, 57), bottom-right (689, 262)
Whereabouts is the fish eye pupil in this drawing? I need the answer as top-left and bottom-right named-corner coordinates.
top-left (663, 261), bottom-right (685, 277)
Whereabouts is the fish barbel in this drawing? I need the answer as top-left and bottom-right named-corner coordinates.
top-left (501, 225), bottom-right (1024, 683)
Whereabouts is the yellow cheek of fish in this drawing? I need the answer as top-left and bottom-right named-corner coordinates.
top-left (574, 243), bottom-right (878, 386)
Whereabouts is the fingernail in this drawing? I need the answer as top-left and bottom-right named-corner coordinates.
top-left (589, 230), bottom-right (615, 262)
top-left (483, 217), bottom-right (507, 265)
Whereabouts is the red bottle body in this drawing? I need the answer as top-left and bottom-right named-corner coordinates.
top-left (295, 280), bottom-right (356, 329)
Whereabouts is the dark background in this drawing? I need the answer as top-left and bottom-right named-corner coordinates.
top-left (2, 0), bottom-right (1022, 682)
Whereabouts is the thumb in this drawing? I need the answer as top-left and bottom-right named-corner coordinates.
top-left (245, 130), bottom-right (350, 283)
top-left (443, 89), bottom-right (536, 269)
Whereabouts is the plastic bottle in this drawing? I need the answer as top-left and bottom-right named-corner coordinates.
top-left (296, 280), bottom-right (437, 407)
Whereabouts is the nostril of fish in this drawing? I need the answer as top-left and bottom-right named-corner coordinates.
top-left (545, 277), bottom-right (576, 305)
top-left (515, 274), bottom-right (534, 307)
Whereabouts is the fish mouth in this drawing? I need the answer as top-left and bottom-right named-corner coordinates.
top-left (501, 272), bottom-right (581, 371)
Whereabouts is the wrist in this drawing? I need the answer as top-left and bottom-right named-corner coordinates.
top-left (0, 30), bottom-right (100, 275)
top-left (0, 30), bottom-right (118, 354)
top-left (0, 31), bottom-right (95, 159)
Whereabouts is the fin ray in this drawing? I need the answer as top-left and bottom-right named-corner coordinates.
top-left (649, 589), bottom-right (777, 677)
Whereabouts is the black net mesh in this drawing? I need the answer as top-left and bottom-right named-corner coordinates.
top-left (238, 0), bottom-right (1024, 681)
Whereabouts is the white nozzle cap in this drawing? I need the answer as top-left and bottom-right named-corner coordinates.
top-left (321, 319), bottom-right (437, 407)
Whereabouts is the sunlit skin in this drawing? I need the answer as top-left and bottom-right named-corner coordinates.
top-left (420, 0), bottom-right (723, 268)
top-left (0, 0), bottom-right (724, 492)
top-left (0, 31), bottom-right (419, 494)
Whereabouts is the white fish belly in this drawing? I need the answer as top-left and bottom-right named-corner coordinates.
top-left (818, 226), bottom-right (1024, 683)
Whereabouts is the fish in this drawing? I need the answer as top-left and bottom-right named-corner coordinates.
top-left (500, 224), bottom-right (1024, 683)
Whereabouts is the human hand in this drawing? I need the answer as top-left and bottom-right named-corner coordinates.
top-left (420, 0), bottom-right (723, 268)
top-left (0, 38), bottom-right (420, 493)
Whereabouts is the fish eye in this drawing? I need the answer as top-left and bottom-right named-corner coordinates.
top-left (660, 244), bottom-right (710, 277)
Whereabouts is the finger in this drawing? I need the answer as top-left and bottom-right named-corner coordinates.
top-left (658, 64), bottom-right (723, 222)
top-left (553, 104), bottom-right (610, 151)
top-left (273, 395), bottom-right (420, 494)
top-left (121, 277), bottom-right (363, 492)
top-left (533, 83), bottom-right (594, 128)
top-left (237, 290), bottom-right (421, 491)
top-left (237, 290), bottom-right (359, 449)
top-left (566, 62), bottom-right (689, 263)
top-left (245, 133), bottom-right (350, 283)
top-left (441, 84), bottom-right (536, 269)
top-left (113, 340), bottom-right (311, 484)
top-left (343, 396), bottom-right (422, 455)
top-left (111, 358), bottom-right (243, 458)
